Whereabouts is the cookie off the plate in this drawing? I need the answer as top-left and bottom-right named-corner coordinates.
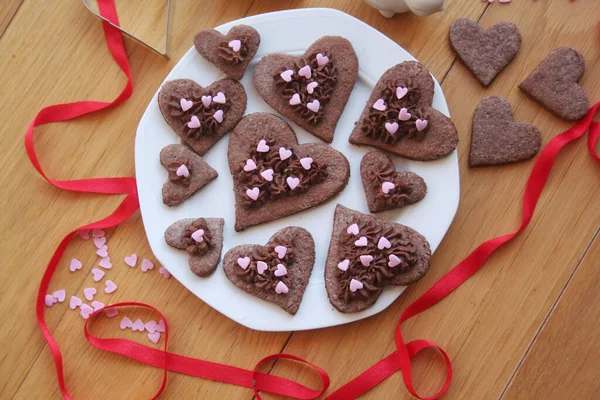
top-left (228, 113), bottom-right (350, 232)
top-left (349, 61), bottom-right (458, 161)
top-left (253, 36), bottom-right (358, 143)
top-left (223, 226), bottom-right (315, 315)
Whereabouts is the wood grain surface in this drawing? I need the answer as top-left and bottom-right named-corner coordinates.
top-left (0, 0), bottom-right (599, 399)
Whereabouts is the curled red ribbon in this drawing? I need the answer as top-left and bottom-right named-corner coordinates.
top-left (27, 0), bottom-right (600, 398)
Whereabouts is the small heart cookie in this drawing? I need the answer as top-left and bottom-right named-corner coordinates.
top-left (519, 47), bottom-right (590, 121)
top-left (360, 151), bottom-right (427, 213)
top-left (450, 19), bottom-right (521, 86)
top-left (164, 217), bottom-right (224, 277)
top-left (160, 144), bottom-right (218, 206)
top-left (470, 96), bottom-right (541, 167)
top-left (158, 78), bottom-right (247, 155)
top-left (194, 25), bottom-right (261, 80)
top-left (223, 226), bottom-right (315, 315)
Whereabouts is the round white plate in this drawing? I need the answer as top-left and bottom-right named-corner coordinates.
top-left (136, 8), bottom-right (459, 332)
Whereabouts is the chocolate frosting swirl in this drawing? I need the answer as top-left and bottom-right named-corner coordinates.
top-left (166, 88), bottom-right (230, 139)
top-left (236, 239), bottom-right (294, 292)
top-left (183, 218), bottom-right (213, 256)
top-left (366, 159), bottom-right (412, 209)
top-left (217, 38), bottom-right (249, 64)
top-left (166, 158), bottom-right (191, 186)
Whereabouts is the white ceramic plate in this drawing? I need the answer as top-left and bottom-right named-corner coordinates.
top-left (136, 8), bottom-right (459, 332)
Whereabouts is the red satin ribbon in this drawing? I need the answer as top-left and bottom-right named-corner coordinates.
top-left (27, 0), bottom-right (600, 398)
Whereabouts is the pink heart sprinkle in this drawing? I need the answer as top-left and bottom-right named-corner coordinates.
top-left (52, 289), bottom-right (66, 302)
top-left (246, 187), bottom-right (260, 201)
top-left (105, 307), bottom-right (119, 318)
top-left (79, 230), bottom-right (90, 240)
top-left (213, 109), bottom-right (224, 123)
top-left (96, 245), bottom-right (108, 257)
top-left (92, 229), bottom-right (105, 238)
top-left (69, 258), bottom-right (83, 272)
top-left (306, 81), bottom-right (318, 94)
top-left (274, 264), bottom-right (287, 277)
top-left (286, 176), bottom-right (300, 190)
top-left (141, 259), bottom-right (154, 272)
top-left (298, 65), bottom-right (312, 79)
top-left (159, 267), bottom-right (172, 279)
top-left (132, 319), bottom-right (145, 332)
top-left (105, 280), bottom-right (117, 294)
top-left (91, 268), bottom-right (105, 282)
top-left (396, 86), bottom-right (409, 100)
top-left (148, 331), bottom-right (161, 344)
top-left (274, 245), bottom-right (287, 259)
top-left (398, 107), bottom-right (412, 121)
top-left (99, 257), bottom-right (112, 269)
top-left (124, 253), bottom-right (137, 267)
top-left (80, 304), bottom-right (94, 319)
top-left (289, 93), bottom-right (301, 106)
top-left (372, 99), bottom-right (387, 111)
top-left (280, 69), bottom-right (294, 82)
top-left (83, 287), bottom-right (96, 301)
top-left (378, 236), bottom-right (392, 250)
top-left (349, 279), bottom-right (364, 292)
top-left (385, 122), bottom-right (399, 135)
top-left (237, 256), bottom-right (250, 270)
top-left (499, 0), bottom-right (511, 2)
top-left (316, 53), bottom-right (329, 66)
top-left (300, 157), bottom-right (313, 170)
top-left (337, 259), bottom-right (350, 271)
top-left (91, 300), bottom-right (105, 312)
top-left (93, 236), bottom-right (106, 248)
top-left (256, 139), bottom-right (270, 152)
top-left (388, 254), bottom-right (402, 268)
top-left (70, 296), bottom-right (83, 309)
top-left (145, 320), bottom-right (158, 333)
top-left (275, 281), bottom-right (289, 294)
top-left (354, 236), bottom-right (368, 247)
top-left (213, 92), bottom-right (226, 104)
top-left (191, 229), bottom-right (205, 243)
top-left (415, 119), bottom-right (428, 132)
top-left (120, 316), bottom-right (133, 330)
top-left (256, 261), bottom-right (268, 274)
top-left (228, 39), bottom-right (241, 52)
top-left (201, 95), bottom-right (212, 108)
top-left (180, 98), bottom-right (193, 112)
top-left (347, 223), bottom-right (359, 236)
top-left (360, 255), bottom-right (374, 266)
top-left (382, 181), bottom-right (395, 194)
top-left (306, 99), bottom-right (320, 113)
top-left (187, 115), bottom-right (201, 129)
top-left (156, 320), bottom-right (166, 333)
top-left (244, 159), bottom-right (257, 172)
top-left (176, 164), bottom-right (190, 177)
top-left (279, 147), bottom-right (292, 160)
top-left (260, 169), bottom-right (274, 181)
top-left (45, 294), bottom-right (56, 307)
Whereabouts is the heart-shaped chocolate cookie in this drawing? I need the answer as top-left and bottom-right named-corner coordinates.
top-left (164, 217), bottom-right (224, 277)
top-left (325, 205), bottom-right (431, 313)
top-left (470, 96), bottom-right (541, 167)
top-left (158, 78), bottom-right (247, 155)
top-left (253, 36), bottom-right (358, 143)
top-left (194, 24), bottom-right (261, 80)
top-left (360, 151), bottom-right (427, 213)
top-left (450, 19), bottom-right (521, 86)
top-left (228, 113), bottom-right (350, 231)
top-left (223, 226), bottom-right (315, 315)
top-left (160, 144), bottom-right (218, 206)
top-left (349, 61), bottom-right (458, 161)
top-left (519, 47), bottom-right (590, 121)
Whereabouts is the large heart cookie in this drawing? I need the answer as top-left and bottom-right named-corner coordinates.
top-left (194, 24), bottom-right (261, 80)
top-left (223, 226), bottom-right (315, 315)
top-left (360, 151), bottom-right (427, 213)
top-left (519, 47), bottom-right (590, 121)
top-left (253, 36), bottom-right (358, 143)
top-left (470, 96), bottom-right (541, 167)
top-left (160, 144), bottom-right (218, 206)
top-left (325, 205), bottom-right (431, 313)
top-left (164, 217), bottom-right (224, 277)
top-left (228, 113), bottom-right (350, 231)
top-left (450, 19), bottom-right (521, 86)
top-left (349, 61), bottom-right (458, 161)
top-left (158, 78), bottom-right (247, 155)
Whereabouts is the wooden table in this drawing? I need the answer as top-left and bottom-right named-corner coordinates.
top-left (1, 0), bottom-right (599, 398)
